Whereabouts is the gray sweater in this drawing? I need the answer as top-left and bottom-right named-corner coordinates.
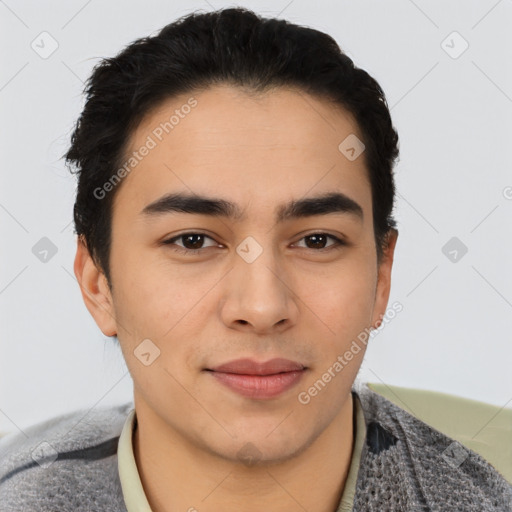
top-left (1, 382), bottom-right (510, 511)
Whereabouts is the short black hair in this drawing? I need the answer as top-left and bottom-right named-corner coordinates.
top-left (64, 7), bottom-right (399, 288)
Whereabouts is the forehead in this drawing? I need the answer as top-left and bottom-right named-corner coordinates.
top-left (114, 84), bottom-right (371, 218)
top-left (129, 84), bottom-right (363, 156)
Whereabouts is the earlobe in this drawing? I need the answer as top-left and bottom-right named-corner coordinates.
top-left (73, 235), bottom-right (117, 337)
top-left (371, 229), bottom-right (398, 329)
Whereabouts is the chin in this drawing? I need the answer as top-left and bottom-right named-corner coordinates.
top-left (215, 426), bottom-right (312, 467)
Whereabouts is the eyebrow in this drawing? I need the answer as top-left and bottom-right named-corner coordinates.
top-left (140, 191), bottom-right (364, 223)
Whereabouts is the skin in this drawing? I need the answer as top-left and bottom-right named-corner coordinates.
top-left (74, 84), bottom-right (398, 512)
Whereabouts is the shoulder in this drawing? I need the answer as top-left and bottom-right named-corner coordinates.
top-left (0, 402), bottom-right (134, 512)
top-left (363, 382), bottom-right (512, 483)
top-left (353, 382), bottom-right (512, 511)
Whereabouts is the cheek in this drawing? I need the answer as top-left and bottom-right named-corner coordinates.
top-left (110, 249), bottom-right (182, 321)
top-left (111, 254), bottom-right (219, 372)
top-left (299, 260), bottom-right (377, 331)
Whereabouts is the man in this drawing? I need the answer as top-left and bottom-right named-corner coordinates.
top-left (1, 7), bottom-right (510, 511)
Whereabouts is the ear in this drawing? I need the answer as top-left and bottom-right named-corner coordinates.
top-left (371, 229), bottom-right (398, 329)
top-left (73, 235), bottom-right (117, 337)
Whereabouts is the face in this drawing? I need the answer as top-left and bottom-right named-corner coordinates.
top-left (75, 84), bottom-right (397, 465)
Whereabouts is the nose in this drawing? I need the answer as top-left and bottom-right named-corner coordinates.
top-left (219, 245), bottom-right (299, 335)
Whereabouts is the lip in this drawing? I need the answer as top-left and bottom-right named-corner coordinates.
top-left (207, 358), bottom-right (305, 375)
top-left (205, 358), bottom-right (307, 400)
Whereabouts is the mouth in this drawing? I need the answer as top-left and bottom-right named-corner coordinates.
top-left (205, 357), bottom-right (306, 375)
top-left (204, 358), bottom-right (307, 399)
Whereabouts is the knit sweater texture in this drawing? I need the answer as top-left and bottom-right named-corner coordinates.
top-left (1, 382), bottom-right (510, 511)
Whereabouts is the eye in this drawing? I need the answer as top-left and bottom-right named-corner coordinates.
top-left (294, 233), bottom-right (345, 251)
top-left (162, 233), bottom-right (221, 254)
top-left (161, 231), bottom-right (346, 255)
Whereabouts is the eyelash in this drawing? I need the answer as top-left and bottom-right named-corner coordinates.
top-left (161, 232), bottom-right (346, 255)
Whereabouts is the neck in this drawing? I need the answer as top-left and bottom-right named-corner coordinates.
top-left (133, 393), bottom-right (355, 512)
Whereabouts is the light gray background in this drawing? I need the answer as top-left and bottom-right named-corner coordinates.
top-left (1, 0), bottom-right (511, 434)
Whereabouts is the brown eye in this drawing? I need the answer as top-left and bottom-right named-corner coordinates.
top-left (304, 234), bottom-right (329, 249)
top-left (295, 233), bottom-right (345, 251)
top-left (180, 234), bottom-right (206, 250)
top-left (162, 233), bottom-right (219, 253)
